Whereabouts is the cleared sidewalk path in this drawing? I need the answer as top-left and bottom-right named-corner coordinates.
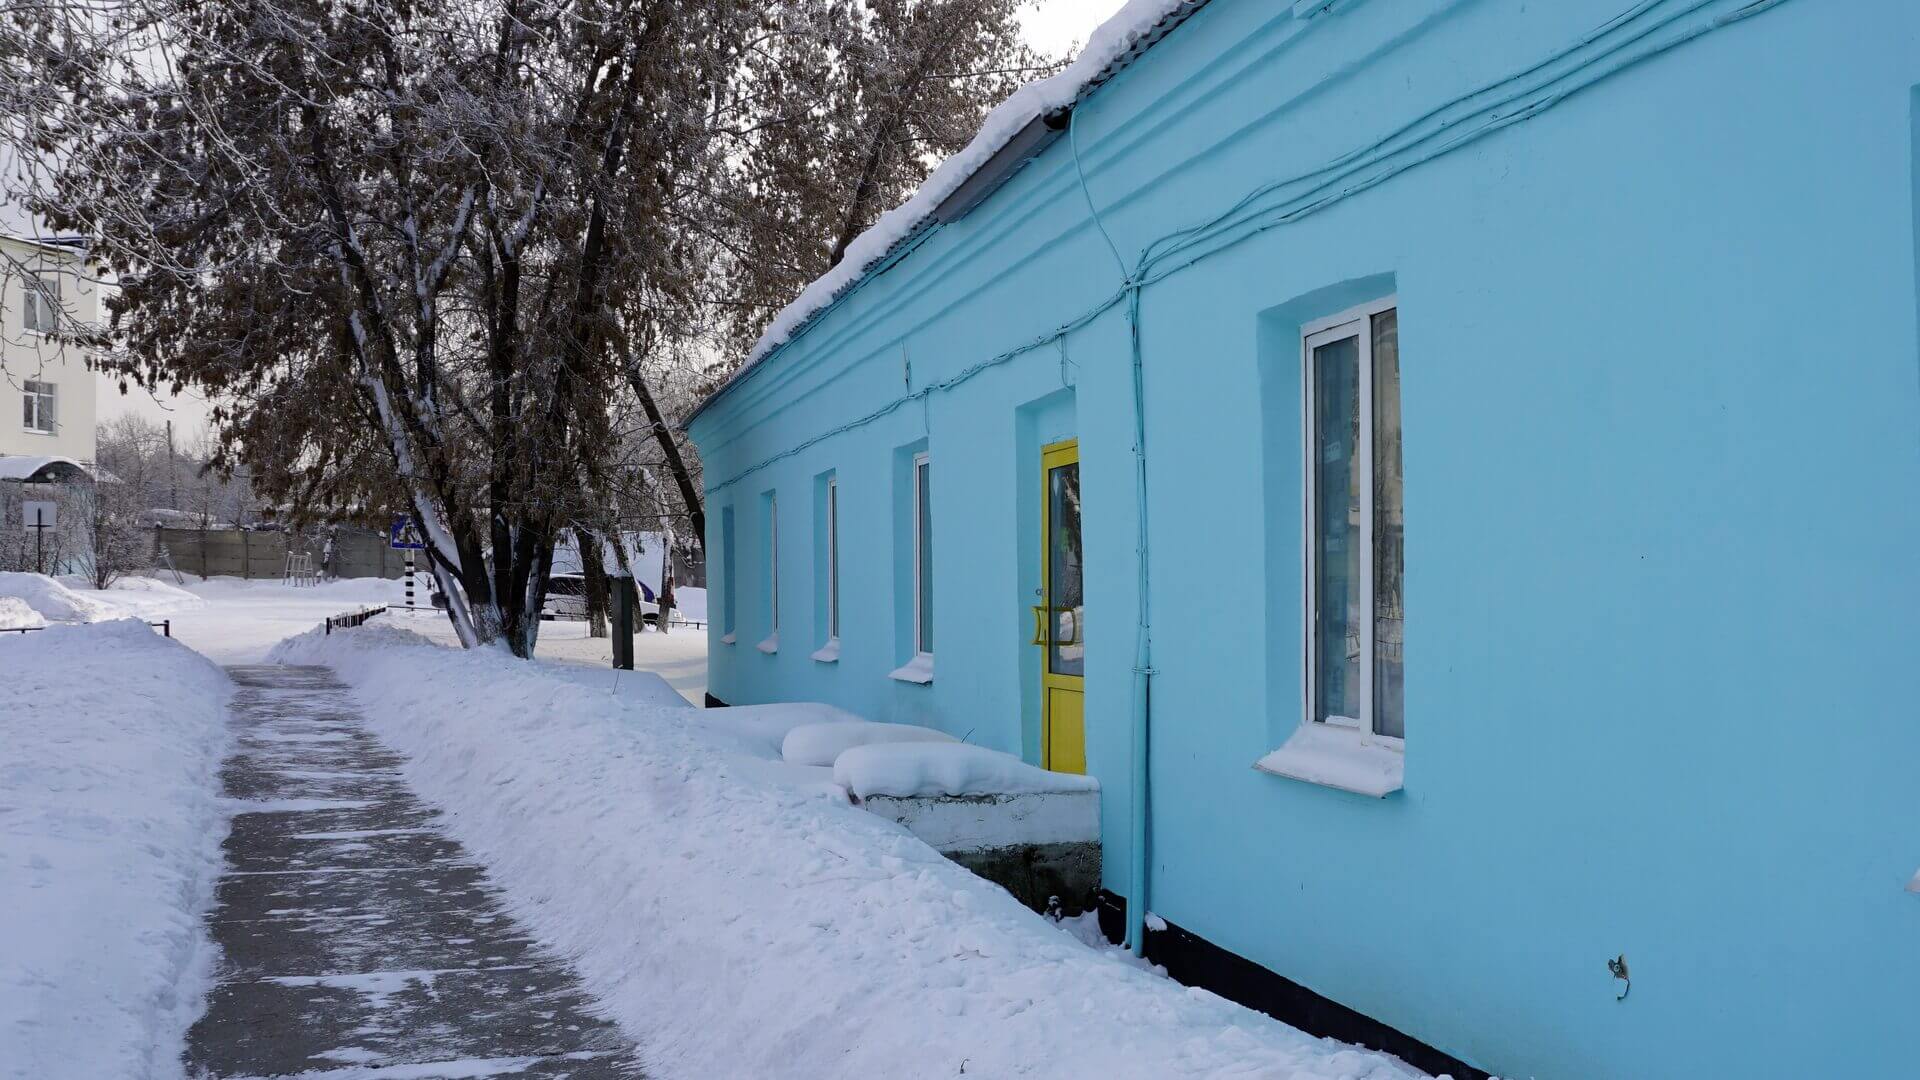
top-left (186, 665), bottom-right (645, 1079)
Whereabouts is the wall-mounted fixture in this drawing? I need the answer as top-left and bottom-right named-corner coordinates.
top-left (1607, 954), bottom-right (1631, 1001)
top-left (1906, 869), bottom-right (1919, 894)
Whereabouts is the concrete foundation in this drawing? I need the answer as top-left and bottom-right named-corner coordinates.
top-left (858, 790), bottom-right (1101, 914)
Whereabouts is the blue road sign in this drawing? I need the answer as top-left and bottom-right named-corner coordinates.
top-left (389, 516), bottom-right (426, 550)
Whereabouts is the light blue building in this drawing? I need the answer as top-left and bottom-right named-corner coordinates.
top-left (685, 1), bottom-right (1920, 1075)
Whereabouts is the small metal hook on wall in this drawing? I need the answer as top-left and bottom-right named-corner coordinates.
top-left (1607, 954), bottom-right (1631, 1001)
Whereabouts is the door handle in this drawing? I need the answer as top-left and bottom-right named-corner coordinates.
top-left (1031, 605), bottom-right (1048, 646)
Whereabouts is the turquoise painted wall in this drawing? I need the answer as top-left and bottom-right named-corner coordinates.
top-left (688, 1), bottom-right (1920, 1075)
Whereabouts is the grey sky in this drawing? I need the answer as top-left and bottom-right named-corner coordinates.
top-left (1021, 0), bottom-right (1123, 57)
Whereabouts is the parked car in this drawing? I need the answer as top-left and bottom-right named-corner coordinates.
top-left (540, 573), bottom-right (657, 623)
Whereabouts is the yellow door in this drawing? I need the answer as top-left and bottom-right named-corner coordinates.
top-left (1040, 440), bottom-right (1085, 774)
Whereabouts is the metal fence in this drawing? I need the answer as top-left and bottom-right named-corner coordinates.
top-left (2, 619), bottom-right (171, 637)
top-left (324, 606), bottom-right (388, 634)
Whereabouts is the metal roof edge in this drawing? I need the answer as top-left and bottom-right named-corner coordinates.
top-left (684, 0), bottom-right (1215, 433)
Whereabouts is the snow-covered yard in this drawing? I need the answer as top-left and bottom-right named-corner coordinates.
top-left (270, 622), bottom-right (1432, 1080)
top-left (399, 609), bottom-right (709, 704)
top-left (0, 620), bottom-right (232, 1080)
top-left (0, 572), bottom-right (707, 695)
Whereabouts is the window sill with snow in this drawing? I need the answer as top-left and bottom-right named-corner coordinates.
top-left (1253, 723), bottom-right (1403, 798)
top-left (720, 632), bottom-right (736, 645)
top-left (810, 638), bottom-right (840, 664)
top-left (887, 653), bottom-right (933, 685)
top-left (756, 632), bottom-right (778, 655)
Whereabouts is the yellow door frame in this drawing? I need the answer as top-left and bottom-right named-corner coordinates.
top-left (1040, 439), bottom-right (1085, 774)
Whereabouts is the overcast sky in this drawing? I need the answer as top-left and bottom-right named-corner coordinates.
top-left (96, 1), bottom-right (1126, 436)
top-left (1021, 0), bottom-right (1123, 56)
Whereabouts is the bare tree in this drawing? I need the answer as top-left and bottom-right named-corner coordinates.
top-left (68, 476), bottom-right (146, 589)
top-left (707, 0), bottom-right (1060, 347)
top-left (3, 0), bottom-right (1053, 655)
top-left (18, 0), bottom-right (763, 656)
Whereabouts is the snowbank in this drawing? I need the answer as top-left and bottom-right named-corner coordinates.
top-left (0, 620), bottom-right (233, 1080)
top-left (166, 576), bottom-right (401, 663)
top-left (65, 574), bottom-right (208, 619)
top-left (0, 573), bottom-right (203, 626)
top-left (270, 624), bottom-right (1431, 1080)
top-left (0, 596), bottom-right (45, 629)
top-left (835, 741), bottom-right (1100, 799)
top-left (0, 571), bottom-right (122, 623)
top-left (740, 1), bottom-right (1190, 369)
top-left (779, 718), bottom-right (958, 767)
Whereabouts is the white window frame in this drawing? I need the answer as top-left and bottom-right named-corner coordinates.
top-left (22, 379), bottom-right (56, 435)
top-left (912, 451), bottom-right (932, 658)
top-left (827, 475), bottom-right (840, 643)
top-left (1301, 295), bottom-right (1400, 743)
top-left (22, 272), bottom-right (60, 334)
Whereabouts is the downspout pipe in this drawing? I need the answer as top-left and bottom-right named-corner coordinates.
top-left (1071, 101), bottom-right (1155, 958)
top-left (1124, 283), bottom-right (1154, 958)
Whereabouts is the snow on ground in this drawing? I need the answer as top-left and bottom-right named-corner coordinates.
top-left (165, 576), bottom-right (402, 663)
top-left (399, 609), bottom-right (709, 705)
top-left (271, 622), bottom-right (1432, 1080)
top-left (68, 574), bottom-right (208, 619)
top-left (0, 620), bottom-right (233, 1080)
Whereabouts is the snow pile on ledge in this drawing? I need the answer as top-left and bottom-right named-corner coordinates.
top-left (742, 0), bottom-right (1191, 368)
top-left (780, 718), bottom-right (958, 767)
top-left (0, 571), bottom-right (123, 623)
top-left (836, 741), bottom-right (1099, 800)
top-left (0, 620), bottom-right (233, 1080)
top-left (1254, 724), bottom-right (1405, 799)
top-left (271, 624), bottom-right (1431, 1079)
top-left (0, 596), bottom-right (45, 629)
top-left (700, 701), bottom-right (864, 758)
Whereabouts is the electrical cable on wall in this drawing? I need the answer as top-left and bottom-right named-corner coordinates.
top-left (705, 0), bottom-right (1792, 498)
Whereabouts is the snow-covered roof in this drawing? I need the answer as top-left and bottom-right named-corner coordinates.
top-left (0, 454), bottom-right (94, 483)
top-left (689, 0), bottom-right (1209, 424)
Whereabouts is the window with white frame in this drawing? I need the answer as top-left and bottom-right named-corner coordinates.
top-left (22, 272), bottom-right (60, 333)
top-left (756, 490), bottom-right (781, 654)
top-left (719, 505), bottom-right (737, 642)
top-left (1304, 299), bottom-right (1402, 739)
top-left (912, 452), bottom-right (932, 656)
top-left (21, 380), bottom-right (56, 434)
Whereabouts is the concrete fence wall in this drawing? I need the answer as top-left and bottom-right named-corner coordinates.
top-left (155, 527), bottom-right (412, 580)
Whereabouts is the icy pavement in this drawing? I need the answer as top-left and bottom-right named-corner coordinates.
top-left (185, 665), bottom-right (645, 1079)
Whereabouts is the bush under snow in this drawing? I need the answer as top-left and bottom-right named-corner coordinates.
top-left (0, 620), bottom-right (232, 1080)
top-left (271, 622), bottom-right (1431, 1079)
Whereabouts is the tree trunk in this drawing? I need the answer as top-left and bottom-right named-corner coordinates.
top-left (623, 361), bottom-right (704, 552)
top-left (575, 526), bottom-right (610, 639)
top-left (656, 515), bottom-right (675, 635)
